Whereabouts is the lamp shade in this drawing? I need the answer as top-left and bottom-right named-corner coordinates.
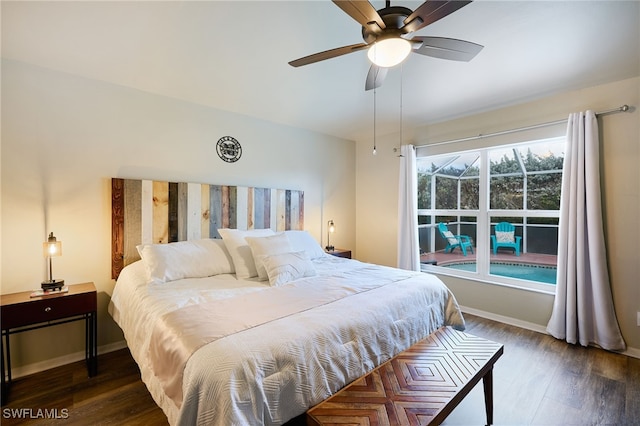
top-left (367, 38), bottom-right (411, 68)
top-left (43, 232), bottom-right (62, 257)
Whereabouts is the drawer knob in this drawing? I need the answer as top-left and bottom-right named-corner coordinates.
top-left (44, 307), bottom-right (52, 312)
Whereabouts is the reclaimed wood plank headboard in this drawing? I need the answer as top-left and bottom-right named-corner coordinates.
top-left (111, 178), bottom-right (304, 279)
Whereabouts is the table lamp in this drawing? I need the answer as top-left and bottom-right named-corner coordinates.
top-left (326, 220), bottom-right (335, 251)
top-left (42, 232), bottom-right (65, 291)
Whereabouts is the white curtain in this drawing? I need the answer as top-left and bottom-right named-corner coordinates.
top-left (546, 111), bottom-right (626, 351)
top-left (398, 144), bottom-right (420, 271)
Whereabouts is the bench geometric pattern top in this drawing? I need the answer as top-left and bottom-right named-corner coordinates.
top-left (307, 327), bottom-right (504, 426)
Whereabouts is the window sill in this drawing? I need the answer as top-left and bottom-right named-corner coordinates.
top-left (422, 265), bottom-right (556, 296)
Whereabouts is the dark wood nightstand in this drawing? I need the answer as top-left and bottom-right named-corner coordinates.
top-left (0, 282), bottom-right (97, 404)
top-left (326, 248), bottom-right (351, 259)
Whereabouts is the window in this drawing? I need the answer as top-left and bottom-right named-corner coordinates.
top-left (417, 137), bottom-right (564, 292)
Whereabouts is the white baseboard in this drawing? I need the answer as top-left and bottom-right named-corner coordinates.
top-left (461, 305), bottom-right (549, 334)
top-left (626, 346), bottom-right (640, 359)
top-left (461, 305), bottom-right (640, 359)
top-left (10, 340), bottom-right (128, 379)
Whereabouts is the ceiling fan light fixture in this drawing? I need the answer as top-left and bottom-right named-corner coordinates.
top-left (367, 37), bottom-right (411, 68)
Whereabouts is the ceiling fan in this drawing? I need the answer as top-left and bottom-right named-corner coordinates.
top-left (289, 0), bottom-right (483, 90)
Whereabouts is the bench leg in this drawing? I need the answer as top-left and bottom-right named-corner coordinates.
top-left (482, 368), bottom-right (494, 425)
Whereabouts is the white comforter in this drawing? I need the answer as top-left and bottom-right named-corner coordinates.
top-left (108, 255), bottom-right (464, 426)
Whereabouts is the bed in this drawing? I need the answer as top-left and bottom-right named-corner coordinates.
top-left (107, 178), bottom-right (465, 425)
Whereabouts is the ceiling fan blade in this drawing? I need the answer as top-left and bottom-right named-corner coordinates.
top-left (402, 1), bottom-right (472, 34)
top-left (289, 43), bottom-right (369, 67)
top-left (411, 36), bottom-right (483, 61)
top-left (365, 65), bottom-right (388, 91)
top-left (332, 0), bottom-right (385, 34)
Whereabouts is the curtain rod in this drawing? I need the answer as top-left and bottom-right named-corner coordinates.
top-left (416, 104), bottom-right (631, 149)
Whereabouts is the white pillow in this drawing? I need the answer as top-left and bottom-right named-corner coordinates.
top-left (218, 228), bottom-right (275, 279)
top-left (262, 251), bottom-right (317, 287)
top-left (284, 230), bottom-right (326, 259)
top-left (136, 239), bottom-right (234, 284)
top-left (245, 233), bottom-right (293, 281)
top-left (495, 231), bottom-right (515, 243)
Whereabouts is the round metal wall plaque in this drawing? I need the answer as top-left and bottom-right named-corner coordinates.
top-left (216, 136), bottom-right (242, 163)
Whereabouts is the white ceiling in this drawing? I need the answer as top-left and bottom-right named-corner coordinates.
top-left (2, 1), bottom-right (639, 141)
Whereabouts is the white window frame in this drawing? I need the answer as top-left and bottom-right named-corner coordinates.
top-left (418, 137), bottom-right (564, 294)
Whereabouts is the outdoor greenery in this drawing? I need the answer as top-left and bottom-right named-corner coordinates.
top-left (418, 148), bottom-right (564, 211)
top-left (417, 175), bottom-right (431, 209)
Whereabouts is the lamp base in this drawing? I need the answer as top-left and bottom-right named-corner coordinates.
top-left (41, 279), bottom-right (65, 291)
top-left (325, 245), bottom-right (334, 251)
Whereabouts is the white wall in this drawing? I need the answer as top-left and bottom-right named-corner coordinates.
top-left (356, 77), bottom-right (640, 353)
top-left (1, 59), bottom-right (356, 370)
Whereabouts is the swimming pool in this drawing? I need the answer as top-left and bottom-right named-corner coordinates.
top-left (442, 262), bottom-right (557, 284)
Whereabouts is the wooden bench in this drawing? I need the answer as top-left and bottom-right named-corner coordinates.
top-left (307, 326), bottom-right (504, 425)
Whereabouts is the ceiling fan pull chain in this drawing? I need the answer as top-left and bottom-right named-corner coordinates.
top-left (398, 63), bottom-right (403, 157)
top-left (373, 85), bottom-right (377, 155)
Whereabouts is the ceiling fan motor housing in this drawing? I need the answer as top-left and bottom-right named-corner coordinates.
top-left (361, 6), bottom-right (414, 44)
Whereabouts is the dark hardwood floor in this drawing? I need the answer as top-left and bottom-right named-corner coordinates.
top-left (2, 314), bottom-right (639, 425)
top-left (446, 315), bottom-right (640, 425)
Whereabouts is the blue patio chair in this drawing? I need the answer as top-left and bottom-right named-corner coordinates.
top-left (491, 222), bottom-right (521, 256)
top-left (438, 223), bottom-right (474, 256)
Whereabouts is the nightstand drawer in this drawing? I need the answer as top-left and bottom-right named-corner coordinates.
top-left (1, 292), bottom-right (96, 329)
